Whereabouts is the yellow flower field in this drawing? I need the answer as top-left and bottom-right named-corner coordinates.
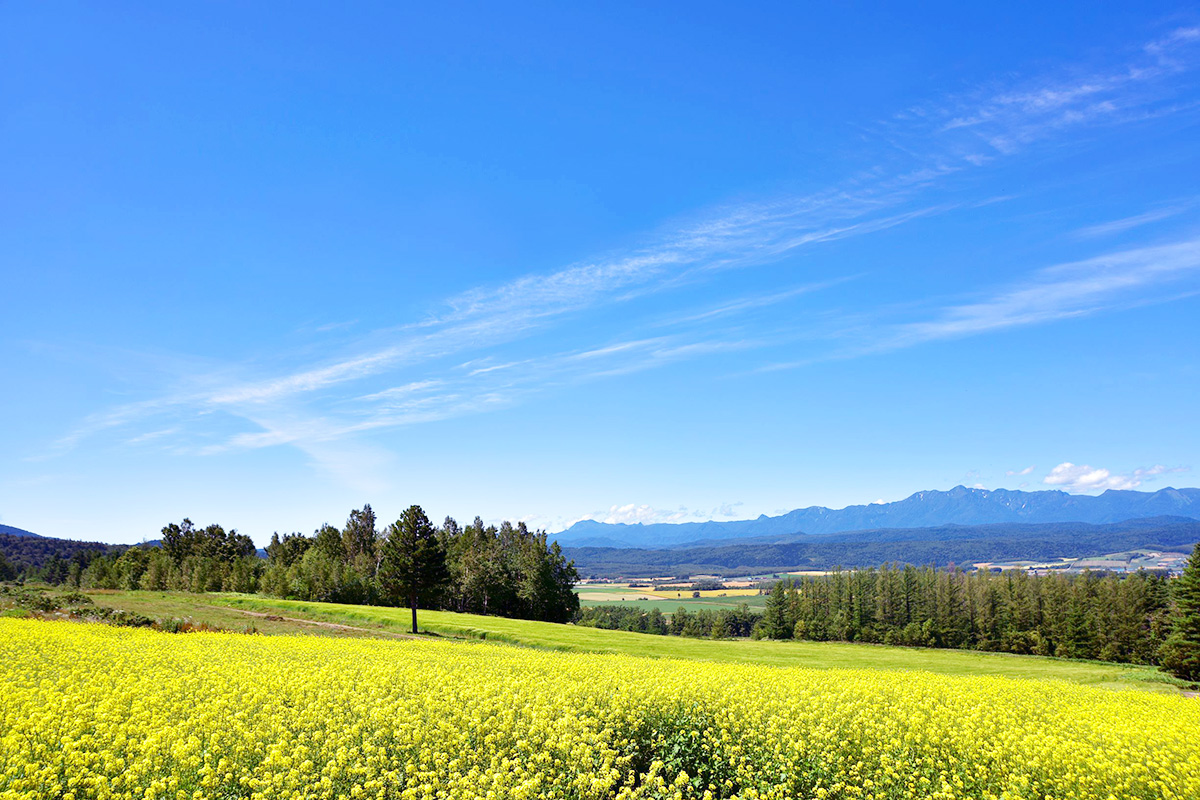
top-left (1, 618), bottom-right (1197, 800)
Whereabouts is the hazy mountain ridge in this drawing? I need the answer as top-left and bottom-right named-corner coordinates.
top-left (0, 524), bottom-right (42, 539)
top-left (554, 486), bottom-right (1200, 548)
top-left (564, 516), bottom-right (1200, 578)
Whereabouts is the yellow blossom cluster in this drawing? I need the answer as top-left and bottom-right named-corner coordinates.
top-left (1, 618), bottom-right (1197, 800)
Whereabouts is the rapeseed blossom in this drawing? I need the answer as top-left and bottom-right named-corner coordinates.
top-left (1, 618), bottom-right (1197, 799)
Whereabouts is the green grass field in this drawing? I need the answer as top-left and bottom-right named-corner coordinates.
top-left (80, 590), bottom-right (1187, 694)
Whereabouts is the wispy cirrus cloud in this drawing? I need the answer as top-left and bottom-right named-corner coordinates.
top-left (126, 427), bottom-right (181, 445)
top-left (883, 238), bottom-right (1200, 348)
top-left (313, 319), bottom-right (358, 333)
top-left (148, 25), bottom-right (1200, 424)
top-left (48, 27), bottom-right (1200, 486)
top-left (758, 235), bottom-right (1200, 371)
top-left (1072, 205), bottom-right (1188, 238)
top-left (894, 26), bottom-right (1200, 158)
top-left (209, 227), bottom-right (1200, 457)
top-left (188, 229), bottom-right (1200, 459)
top-left (658, 278), bottom-right (859, 328)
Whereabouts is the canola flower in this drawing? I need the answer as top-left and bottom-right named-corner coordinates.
top-left (1, 618), bottom-right (1198, 800)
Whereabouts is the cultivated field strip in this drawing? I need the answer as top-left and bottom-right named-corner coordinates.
top-left (1, 618), bottom-right (1197, 800)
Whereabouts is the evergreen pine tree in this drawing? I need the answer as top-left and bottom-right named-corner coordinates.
top-left (379, 505), bottom-right (449, 634)
top-left (761, 579), bottom-right (793, 639)
top-left (1160, 544), bottom-right (1200, 682)
top-left (1062, 594), bottom-right (1096, 659)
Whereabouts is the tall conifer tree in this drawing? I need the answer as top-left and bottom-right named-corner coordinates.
top-left (1160, 545), bottom-right (1200, 682)
top-left (379, 506), bottom-right (449, 634)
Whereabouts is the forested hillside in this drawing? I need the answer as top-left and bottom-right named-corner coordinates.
top-left (0, 505), bottom-right (580, 625)
top-left (0, 532), bottom-right (128, 581)
top-left (258, 508), bottom-right (579, 623)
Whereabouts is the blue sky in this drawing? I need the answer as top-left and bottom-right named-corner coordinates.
top-left (3, 2), bottom-right (1199, 544)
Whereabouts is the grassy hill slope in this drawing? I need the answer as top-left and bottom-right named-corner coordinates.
top-left (81, 590), bottom-right (1185, 693)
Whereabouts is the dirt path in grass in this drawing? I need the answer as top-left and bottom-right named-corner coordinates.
top-left (228, 608), bottom-right (423, 640)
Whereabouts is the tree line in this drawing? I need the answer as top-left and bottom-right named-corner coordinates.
top-left (575, 603), bottom-right (762, 638)
top-left (0, 532), bottom-right (124, 585)
top-left (575, 553), bottom-right (1200, 682)
top-left (5, 516), bottom-right (1197, 680)
top-left (6, 504), bottom-right (579, 630)
top-left (758, 565), bottom-right (1173, 664)
top-left (259, 504), bottom-right (579, 629)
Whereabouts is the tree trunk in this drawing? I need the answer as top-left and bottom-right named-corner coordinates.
top-left (410, 591), bottom-right (418, 634)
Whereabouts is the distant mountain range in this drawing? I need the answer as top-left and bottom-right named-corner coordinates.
top-left (5, 485), bottom-right (1198, 574)
top-left (564, 516), bottom-right (1200, 578)
top-left (554, 486), bottom-right (1200, 548)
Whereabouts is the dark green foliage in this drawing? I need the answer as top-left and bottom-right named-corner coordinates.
top-left (137, 548), bottom-right (174, 590)
top-left (161, 519), bottom-right (256, 565)
top-left (258, 506), bottom-right (580, 625)
top-left (379, 506), bottom-right (450, 633)
top-left (439, 517), bottom-right (579, 623)
top-left (1062, 594), bottom-right (1097, 659)
top-left (618, 704), bottom-right (739, 796)
top-left (259, 510), bottom-right (381, 606)
top-left (266, 532), bottom-right (312, 569)
top-left (0, 532), bottom-right (124, 582)
top-left (575, 605), bottom-right (670, 634)
top-left (515, 531), bottom-right (579, 623)
top-left (313, 523), bottom-right (345, 562)
top-left (153, 519), bottom-right (260, 593)
top-left (583, 568), bottom-right (1175, 663)
top-left (670, 605), bottom-right (760, 638)
top-left (67, 520), bottom-right (261, 594)
top-left (31, 519), bottom-right (264, 594)
top-left (775, 566), bottom-right (1172, 662)
top-left (759, 579), bottom-right (795, 639)
top-left (341, 504), bottom-right (378, 564)
top-left (1160, 544), bottom-right (1200, 681)
top-left (5, 501), bottom-right (582, 626)
top-left (261, 527), bottom-right (369, 604)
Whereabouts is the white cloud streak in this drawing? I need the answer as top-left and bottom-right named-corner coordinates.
top-left (49, 27), bottom-right (1200, 485)
top-left (759, 236), bottom-right (1200, 371)
top-left (125, 427), bottom-right (181, 445)
top-left (909, 26), bottom-right (1200, 157)
top-left (886, 238), bottom-right (1200, 347)
top-left (1043, 462), bottom-right (1189, 493)
top-left (1072, 206), bottom-right (1187, 238)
